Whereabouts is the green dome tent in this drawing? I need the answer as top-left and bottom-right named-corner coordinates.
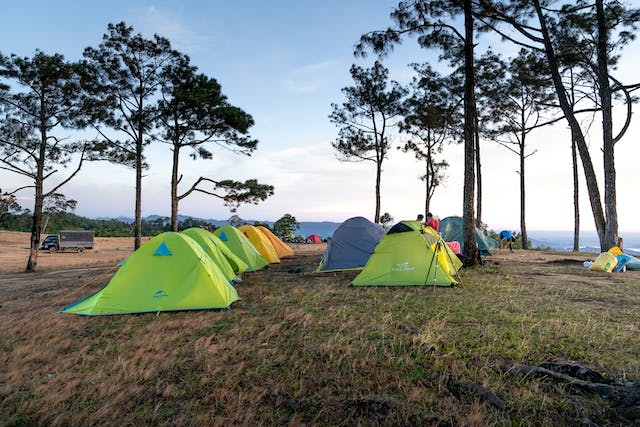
top-left (213, 226), bottom-right (268, 272)
top-left (181, 227), bottom-right (239, 283)
top-left (440, 216), bottom-right (498, 256)
top-left (206, 231), bottom-right (249, 275)
top-left (60, 232), bottom-right (240, 316)
top-left (352, 220), bottom-right (462, 287)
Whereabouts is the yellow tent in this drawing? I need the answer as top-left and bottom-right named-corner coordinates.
top-left (256, 226), bottom-right (294, 258)
top-left (238, 225), bottom-right (280, 264)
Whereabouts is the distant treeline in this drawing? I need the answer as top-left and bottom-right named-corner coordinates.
top-left (0, 212), bottom-right (220, 237)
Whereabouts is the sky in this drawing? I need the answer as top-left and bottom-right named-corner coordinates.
top-left (2, 1), bottom-right (640, 233)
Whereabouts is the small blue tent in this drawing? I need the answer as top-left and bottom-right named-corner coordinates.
top-left (316, 216), bottom-right (385, 272)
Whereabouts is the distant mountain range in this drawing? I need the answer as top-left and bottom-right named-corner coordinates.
top-left (96, 215), bottom-right (342, 238)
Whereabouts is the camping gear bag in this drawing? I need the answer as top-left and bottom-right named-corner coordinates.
top-left (589, 252), bottom-right (618, 273)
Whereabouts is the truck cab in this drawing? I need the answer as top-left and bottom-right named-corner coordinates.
top-left (40, 235), bottom-right (59, 251)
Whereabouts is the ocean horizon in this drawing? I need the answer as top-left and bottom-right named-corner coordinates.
top-left (527, 230), bottom-right (640, 256)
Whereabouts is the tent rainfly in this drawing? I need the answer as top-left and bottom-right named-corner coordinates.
top-left (238, 224), bottom-right (280, 264)
top-left (352, 220), bottom-right (462, 287)
top-left (181, 227), bottom-right (240, 283)
top-left (60, 232), bottom-right (239, 316)
top-left (255, 226), bottom-right (294, 258)
top-left (213, 226), bottom-right (269, 271)
top-left (317, 216), bottom-right (384, 272)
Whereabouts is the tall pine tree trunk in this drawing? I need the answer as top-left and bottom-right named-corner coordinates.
top-left (170, 145), bottom-right (180, 232)
top-left (519, 132), bottom-right (528, 250)
top-left (374, 157), bottom-right (382, 223)
top-left (534, 0), bottom-right (607, 248)
top-left (134, 136), bottom-right (143, 250)
top-left (462, 0), bottom-right (478, 266)
top-left (26, 189), bottom-right (43, 272)
top-left (474, 113), bottom-right (482, 226)
top-left (572, 134), bottom-right (580, 252)
top-left (424, 162), bottom-right (430, 217)
top-left (26, 127), bottom-right (47, 272)
top-left (596, 0), bottom-right (618, 250)
top-left (26, 180), bottom-right (44, 272)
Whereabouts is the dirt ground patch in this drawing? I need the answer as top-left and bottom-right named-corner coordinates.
top-left (0, 231), bottom-right (142, 275)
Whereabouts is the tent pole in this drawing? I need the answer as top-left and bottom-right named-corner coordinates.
top-left (432, 239), bottom-right (440, 293)
top-left (425, 235), bottom-right (439, 288)
top-left (440, 233), bottom-right (464, 288)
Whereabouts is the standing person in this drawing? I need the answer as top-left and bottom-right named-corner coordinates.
top-left (416, 214), bottom-right (424, 223)
top-left (426, 212), bottom-right (439, 232)
top-left (499, 230), bottom-right (516, 251)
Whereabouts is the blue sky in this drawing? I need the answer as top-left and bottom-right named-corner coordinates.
top-left (2, 1), bottom-right (640, 232)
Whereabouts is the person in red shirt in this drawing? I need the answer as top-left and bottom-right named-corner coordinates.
top-left (426, 212), bottom-right (439, 232)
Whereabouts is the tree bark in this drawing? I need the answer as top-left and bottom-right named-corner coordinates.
top-left (26, 124), bottom-right (47, 272)
top-left (519, 131), bottom-right (528, 250)
top-left (462, 0), bottom-right (478, 266)
top-left (374, 156), bottom-right (382, 223)
top-left (26, 190), bottom-right (43, 272)
top-left (474, 113), bottom-right (482, 227)
top-left (424, 162), bottom-right (430, 217)
top-left (572, 134), bottom-right (580, 252)
top-left (170, 144), bottom-right (180, 232)
top-left (26, 178), bottom-right (43, 273)
top-left (134, 135), bottom-right (143, 250)
top-left (596, 0), bottom-right (618, 250)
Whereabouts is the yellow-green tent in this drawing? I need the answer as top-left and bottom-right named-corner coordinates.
top-left (60, 232), bottom-right (239, 315)
top-left (207, 231), bottom-right (249, 275)
top-left (181, 227), bottom-right (239, 282)
top-left (239, 224), bottom-right (280, 264)
top-left (352, 220), bottom-right (462, 287)
top-left (213, 226), bottom-right (268, 271)
top-left (256, 226), bottom-right (294, 258)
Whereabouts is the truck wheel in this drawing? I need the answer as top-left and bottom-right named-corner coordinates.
top-left (77, 248), bottom-right (83, 253)
top-left (49, 247), bottom-right (57, 254)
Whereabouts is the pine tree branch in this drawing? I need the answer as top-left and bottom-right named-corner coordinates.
top-left (43, 144), bottom-right (87, 197)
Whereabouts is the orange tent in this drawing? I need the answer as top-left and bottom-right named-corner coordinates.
top-left (238, 224), bottom-right (280, 263)
top-left (255, 226), bottom-right (294, 258)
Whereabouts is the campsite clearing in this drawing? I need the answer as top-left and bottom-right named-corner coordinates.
top-left (1, 230), bottom-right (639, 425)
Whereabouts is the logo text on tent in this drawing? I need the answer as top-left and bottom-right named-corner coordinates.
top-left (153, 290), bottom-right (169, 298)
top-left (392, 262), bottom-right (415, 272)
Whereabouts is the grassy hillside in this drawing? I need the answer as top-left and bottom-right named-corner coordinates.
top-left (1, 249), bottom-right (639, 425)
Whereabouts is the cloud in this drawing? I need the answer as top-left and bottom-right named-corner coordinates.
top-left (283, 60), bottom-right (341, 93)
top-left (133, 6), bottom-right (217, 52)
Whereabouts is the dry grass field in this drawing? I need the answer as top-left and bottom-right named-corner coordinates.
top-left (1, 230), bottom-right (640, 426)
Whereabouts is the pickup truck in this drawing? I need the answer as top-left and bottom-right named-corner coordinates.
top-left (40, 230), bottom-right (95, 253)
